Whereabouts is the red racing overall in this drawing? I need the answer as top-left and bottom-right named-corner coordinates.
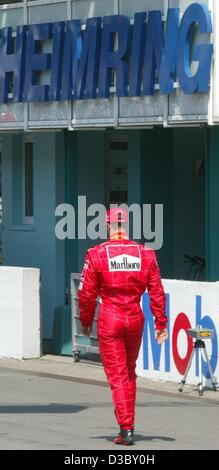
top-left (78, 235), bottom-right (167, 431)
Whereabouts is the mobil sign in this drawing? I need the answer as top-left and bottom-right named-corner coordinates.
top-left (137, 280), bottom-right (219, 385)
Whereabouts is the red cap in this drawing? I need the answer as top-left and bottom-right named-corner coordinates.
top-left (106, 208), bottom-right (128, 224)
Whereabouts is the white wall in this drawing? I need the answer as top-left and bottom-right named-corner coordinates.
top-left (0, 267), bottom-right (41, 359)
top-left (137, 280), bottom-right (219, 386)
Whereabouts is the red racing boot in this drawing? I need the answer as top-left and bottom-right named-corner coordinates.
top-left (114, 428), bottom-right (134, 446)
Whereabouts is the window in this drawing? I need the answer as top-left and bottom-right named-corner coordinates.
top-left (106, 134), bottom-right (128, 206)
top-left (23, 140), bottom-right (34, 223)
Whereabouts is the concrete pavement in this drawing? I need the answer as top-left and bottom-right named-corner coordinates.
top-left (0, 354), bottom-right (219, 401)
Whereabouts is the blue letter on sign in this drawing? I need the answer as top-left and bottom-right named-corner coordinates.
top-left (177, 3), bottom-right (213, 94)
top-left (143, 11), bottom-right (163, 95)
top-left (75, 17), bottom-right (101, 100)
top-left (159, 8), bottom-right (179, 95)
top-left (0, 26), bottom-right (26, 103)
top-left (24, 23), bottom-right (53, 102)
top-left (129, 12), bottom-right (146, 97)
top-left (143, 292), bottom-right (170, 372)
top-left (98, 15), bottom-right (131, 98)
top-left (49, 22), bottom-right (65, 101)
top-left (61, 20), bottom-right (82, 101)
top-left (196, 296), bottom-right (218, 378)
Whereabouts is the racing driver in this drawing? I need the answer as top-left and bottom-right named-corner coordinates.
top-left (78, 208), bottom-right (168, 446)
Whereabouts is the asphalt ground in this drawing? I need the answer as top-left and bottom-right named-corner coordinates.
top-left (0, 363), bottom-right (218, 450)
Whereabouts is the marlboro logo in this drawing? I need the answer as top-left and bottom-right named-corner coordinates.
top-left (110, 256), bottom-right (141, 271)
top-left (107, 245), bottom-right (141, 272)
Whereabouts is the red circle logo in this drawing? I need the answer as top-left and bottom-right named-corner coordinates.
top-left (172, 312), bottom-right (193, 375)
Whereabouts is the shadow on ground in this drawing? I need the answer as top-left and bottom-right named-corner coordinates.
top-left (90, 434), bottom-right (175, 444)
top-left (0, 404), bottom-right (86, 414)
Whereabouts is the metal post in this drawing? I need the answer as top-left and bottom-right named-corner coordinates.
top-left (178, 347), bottom-right (196, 392)
top-left (198, 346), bottom-right (203, 395)
top-left (203, 346), bottom-right (217, 390)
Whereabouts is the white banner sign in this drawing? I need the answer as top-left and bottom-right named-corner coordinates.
top-left (137, 279), bottom-right (219, 386)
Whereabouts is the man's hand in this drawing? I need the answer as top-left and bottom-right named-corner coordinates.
top-left (82, 325), bottom-right (92, 337)
top-left (155, 328), bottom-right (168, 345)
